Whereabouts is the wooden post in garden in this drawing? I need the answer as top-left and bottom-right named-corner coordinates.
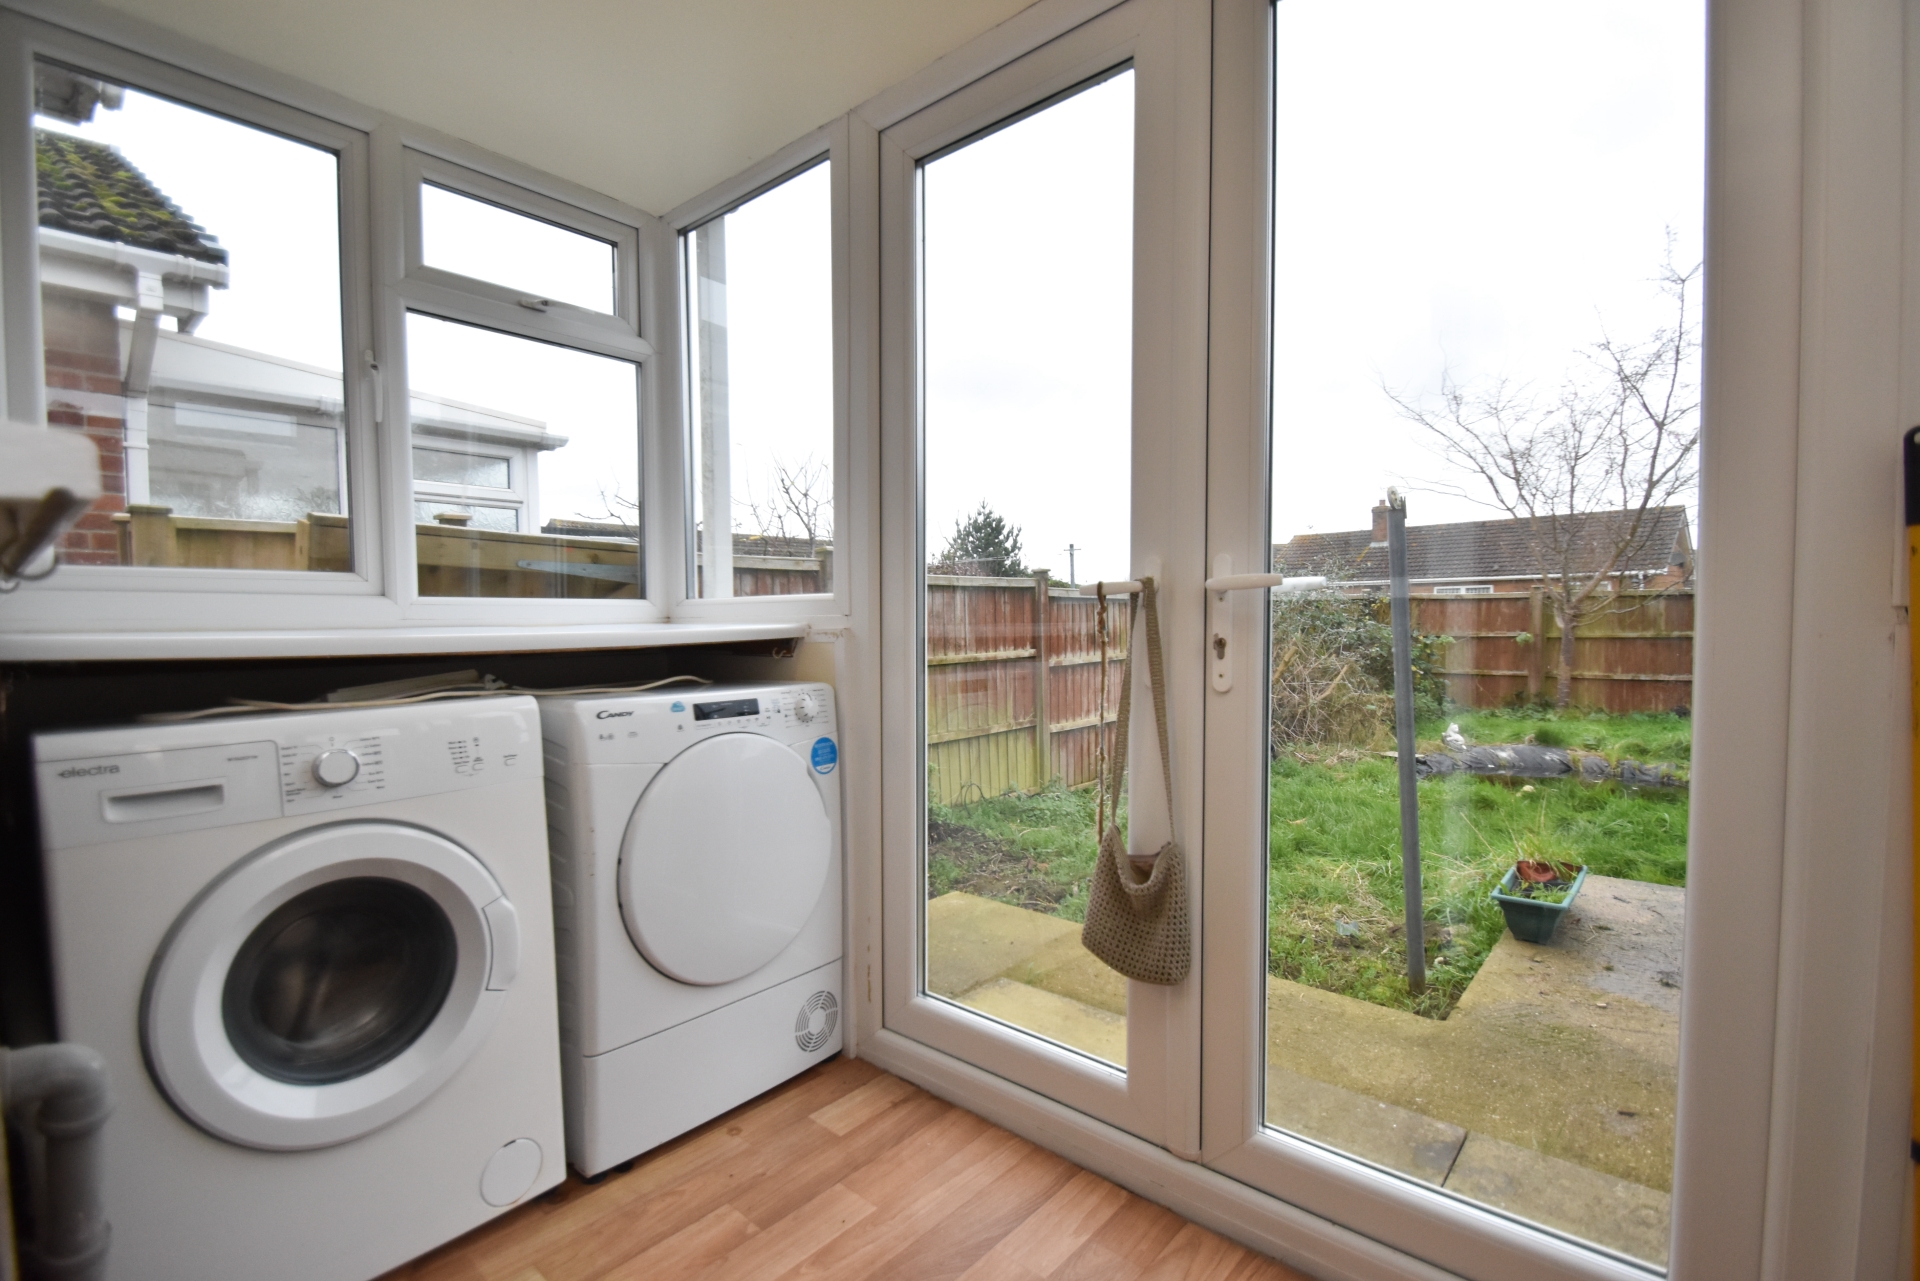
top-left (1386, 492), bottom-right (1426, 994)
top-left (1528, 585), bottom-right (1546, 702)
top-left (1032, 569), bottom-right (1052, 792)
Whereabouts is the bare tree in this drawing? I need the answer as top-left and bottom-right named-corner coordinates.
top-left (741, 457), bottom-right (832, 554)
top-left (1386, 255), bottom-right (1700, 709)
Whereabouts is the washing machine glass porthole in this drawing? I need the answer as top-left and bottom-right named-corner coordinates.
top-left (222, 877), bottom-right (458, 1085)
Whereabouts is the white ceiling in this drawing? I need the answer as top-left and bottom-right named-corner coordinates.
top-left (98, 0), bottom-right (1037, 215)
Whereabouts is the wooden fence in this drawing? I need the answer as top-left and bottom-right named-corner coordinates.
top-left (115, 505), bottom-right (642, 598)
top-left (926, 575), bottom-right (1129, 806)
top-left (922, 580), bottom-right (1695, 803)
top-left (1417, 588), bottom-right (1692, 714)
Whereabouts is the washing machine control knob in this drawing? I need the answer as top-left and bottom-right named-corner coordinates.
top-left (792, 692), bottom-right (818, 724)
top-left (312, 748), bottom-right (361, 788)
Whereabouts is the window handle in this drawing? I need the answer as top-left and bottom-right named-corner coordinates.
top-left (517, 297), bottom-right (552, 312)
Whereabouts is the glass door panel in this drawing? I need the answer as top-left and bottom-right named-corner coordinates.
top-left (922, 69), bottom-right (1135, 1067)
top-left (1259, 0), bottom-right (1702, 1267)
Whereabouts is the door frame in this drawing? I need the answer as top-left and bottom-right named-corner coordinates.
top-left (852, 0), bottom-right (1913, 1275)
top-left (875, 0), bottom-right (1213, 1151)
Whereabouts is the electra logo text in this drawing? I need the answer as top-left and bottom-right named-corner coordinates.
top-left (595, 710), bottom-right (634, 719)
top-left (58, 765), bottom-right (119, 778)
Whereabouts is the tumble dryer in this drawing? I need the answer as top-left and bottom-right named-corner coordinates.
top-left (539, 681), bottom-right (841, 1176)
top-left (33, 697), bottom-right (564, 1281)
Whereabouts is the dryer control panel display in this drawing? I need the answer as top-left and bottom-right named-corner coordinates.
top-left (693, 698), bottom-right (759, 721)
top-left (554, 684), bottom-right (835, 765)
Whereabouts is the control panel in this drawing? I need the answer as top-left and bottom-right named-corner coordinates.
top-left (279, 707), bottom-right (534, 815)
top-left (34, 698), bottom-right (542, 846)
top-left (558, 683), bottom-right (835, 765)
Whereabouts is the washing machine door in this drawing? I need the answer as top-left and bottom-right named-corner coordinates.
top-left (144, 820), bottom-right (522, 1151)
top-left (619, 733), bottom-right (832, 985)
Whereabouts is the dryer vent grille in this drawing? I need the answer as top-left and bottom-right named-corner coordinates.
top-left (794, 990), bottom-right (839, 1052)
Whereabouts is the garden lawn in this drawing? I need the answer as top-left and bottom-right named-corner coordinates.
top-left (927, 782), bottom-right (1113, 923)
top-left (927, 711), bottom-right (1690, 1020)
top-left (1272, 710), bottom-right (1690, 1017)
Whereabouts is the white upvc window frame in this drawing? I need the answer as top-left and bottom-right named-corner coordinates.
top-left (0, 3), bottom-right (812, 659)
top-left (663, 122), bottom-right (857, 630)
top-left (0, 14), bottom-right (382, 629)
top-left (376, 138), bottom-right (668, 627)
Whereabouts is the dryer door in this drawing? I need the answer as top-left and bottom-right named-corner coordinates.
top-left (144, 821), bottom-right (521, 1150)
top-left (619, 733), bottom-right (832, 985)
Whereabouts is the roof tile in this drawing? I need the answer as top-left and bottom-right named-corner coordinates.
top-left (35, 128), bottom-right (228, 265)
top-left (1275, 506), bottom-right (1691, 583)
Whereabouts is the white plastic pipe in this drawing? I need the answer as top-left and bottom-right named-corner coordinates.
top-left (2, 1044), bottom-right (111, 1281)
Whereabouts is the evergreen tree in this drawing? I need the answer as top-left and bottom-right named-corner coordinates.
top-left (934, 502), bottom-right (1026, 576)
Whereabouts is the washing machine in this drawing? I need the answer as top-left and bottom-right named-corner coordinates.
top-left (32, 697), bottom-right (564, 1281)
top-left (539, 681), bottom-right (842, 1176)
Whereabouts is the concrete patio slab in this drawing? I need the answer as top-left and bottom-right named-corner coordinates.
top-left (953, 977), bottom-right (1127, 1065)
top-left (1445, 1132), bottom-right (1671, 1267)
top-left (1265, 1067), bottom-right (1466, 1185)
top-left (1268, 876), bottom-right (1681, 1192)
top-left (927, 892), bottom-right (1081, 998)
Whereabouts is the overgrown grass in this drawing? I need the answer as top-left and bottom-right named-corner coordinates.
top-left (928, 783), bottom-right (1116, 923)
top-left (1268, 751), bottom-right (1687, 1017)
top-left (930, 710), bottom-right (1690, 1019)
top-left (1418, 708), bottom-right (1693, 767)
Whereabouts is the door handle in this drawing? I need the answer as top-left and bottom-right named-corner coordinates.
top-left (1203, 557), bottom-right (1328, 693)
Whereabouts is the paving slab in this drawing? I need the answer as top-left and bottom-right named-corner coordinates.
top-left (1444, 1132), bottom-right (1671, 1267)
top-left (926, 892), bottom-right (1081, 998)
top-left (953, 977), bottom-right (1127, 1066)
top-left (1003, 930), bottom-right (1129, 1016)
top-left (1267, 877), bottom-right (1681, 1193)
top-left (1265, 1067), bottom-right (1465, 1185)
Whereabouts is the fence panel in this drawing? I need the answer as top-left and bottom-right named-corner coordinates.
top-left (925, 578), bottom-right (1129, 804)
top-left (1416, 589), bottom-right (1692, 714)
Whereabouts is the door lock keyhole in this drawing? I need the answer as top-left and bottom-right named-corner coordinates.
top-left (1212, 634), bottom-right (1227, 659)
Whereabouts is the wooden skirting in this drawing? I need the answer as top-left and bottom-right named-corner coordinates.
top-left (381, 1057), bottom-right (1306, 1281)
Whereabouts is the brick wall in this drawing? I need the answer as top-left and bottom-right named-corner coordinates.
top-left (41, 291), bottom-right (124, 566)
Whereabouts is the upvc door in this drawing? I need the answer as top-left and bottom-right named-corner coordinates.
top-left (1199, 0), bottom-right (1710, 1277)
top-left (878, 0), bottom-right (1212, 1147)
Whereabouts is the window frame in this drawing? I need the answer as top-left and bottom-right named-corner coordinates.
top-left (0, 14), bottom-right (383, 612)
top-left (664, 122), bottom-right (855, 627)
top-left (0, 6), bottom-right (815, 656)
top-left (401, 148), bottom-right (642, 344)
top-left (380, 142), bottom-right (663, 624)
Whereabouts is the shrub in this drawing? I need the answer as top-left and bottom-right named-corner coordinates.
top-left (1270, 591), bottom-right (1450, 750)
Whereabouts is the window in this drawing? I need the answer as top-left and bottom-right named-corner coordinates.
top-left (403, 313), bottom-right (642, 599)
top-left (920, 70), bottom-right (1135, 1063)
top-left (420, 183), bottom-right (615, 315)
top-left (32, 59), bottom-right (351, 573)
top-left (684, 161), bottom-right (834, 599)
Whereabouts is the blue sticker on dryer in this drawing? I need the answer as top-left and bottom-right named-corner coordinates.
top-left (811, 737), bottom-right (838, 774)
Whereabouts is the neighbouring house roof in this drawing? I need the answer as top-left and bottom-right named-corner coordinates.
top-left (36, 129), bottom-right (228, 265)
top-left (1274, 506), bottom-right (1693, 585)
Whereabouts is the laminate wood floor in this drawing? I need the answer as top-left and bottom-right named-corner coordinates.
top-left (381, 1056), bottom-right (1313, 1281)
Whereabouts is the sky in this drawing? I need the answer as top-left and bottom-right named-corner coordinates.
top-left (696, 161), bottom-right (835, 556)
top-left (36, 0), bottom-right (1704, 577)
top-left (1270, 0), bottom-right (1706, 542)
top-left (924, 71), bottom-right (1135, 586)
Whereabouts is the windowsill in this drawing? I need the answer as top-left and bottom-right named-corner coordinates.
top-left (0, 619), bottom-right (810, 663)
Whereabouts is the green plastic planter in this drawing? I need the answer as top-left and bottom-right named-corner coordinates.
top-left (1491, 865), bottom-right (1588, 944)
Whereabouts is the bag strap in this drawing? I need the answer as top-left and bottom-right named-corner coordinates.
top-left (1099, 579), bottom-right (1174, 845)
top-left (1102, 589), bottom-right (1138, 819)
